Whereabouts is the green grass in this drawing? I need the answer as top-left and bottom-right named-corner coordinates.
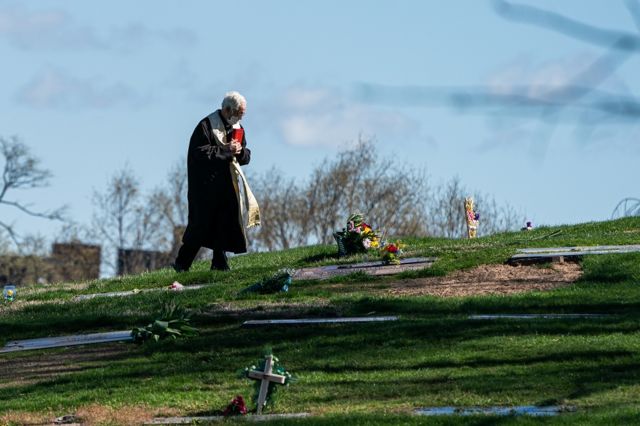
top-left (1, 217), bottom-right (640, 424)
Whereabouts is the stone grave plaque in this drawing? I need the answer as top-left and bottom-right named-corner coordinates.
top-left (147, 413), bottom-right (310, 424)
top-left (242, 316), bottom-right (398, 328)
top-left (468, 314), bottom-right (611, 320)
top-left (509, 244), bottom-right (640, 264)
top-left (294, 257), bottom-right (436, 280)
top-left (74, 284), bottom-right (209, 301)
top-left (415, 405), bottom-right (572, 416)
top-left (0, 330), bottom-right (133, 353)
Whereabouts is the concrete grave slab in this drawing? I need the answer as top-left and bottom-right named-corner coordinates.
top-left (509, 244), bottom-right (640, 264)
top-left (147, 413), bottom-right (310, 424)
top-left (242, 316), bottom-right (398, 328)
top-left (0, 330), bottom-right (133, 354)
top-left (74, 284), bottom-right (209, 301)
top-left (293, 257), bottom-right (436, 280)
top-left (415, 405), bottom-right (574, 417)
top-left (469, 314), bottom-right (611, 320)
top-left (517, 244), bottom-right (640, 254)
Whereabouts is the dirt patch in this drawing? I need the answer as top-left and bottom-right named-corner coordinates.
top-left (387, 262), bottom-right (583, 297)
top-left (0, 404), bottom-right (177, 426)
top-left (74, 404), bottom-right (170, 425)
top-left (0, 344), bottom-right (134, 389)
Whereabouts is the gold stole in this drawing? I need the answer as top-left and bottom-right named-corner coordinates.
top-left (207, 113), bottom-right (261, 232)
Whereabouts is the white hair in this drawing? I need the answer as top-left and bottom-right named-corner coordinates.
top-left (221, 91), bottom-right (247, 111)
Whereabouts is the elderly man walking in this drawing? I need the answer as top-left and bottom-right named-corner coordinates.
top-left (173, 91), bottom-right (260, 272)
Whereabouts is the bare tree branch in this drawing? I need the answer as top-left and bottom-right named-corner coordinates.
top-left (494, 0), bottom-right (640, 52)
top-left (0, 136), bottom-right (66, 250)
top-left (626, 0), bottom-right (640, 32)
top-left (1, 200), bottom-right (66, 221)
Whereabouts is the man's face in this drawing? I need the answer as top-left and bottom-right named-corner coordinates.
top-left (234, 105), bottom-right (246, 119)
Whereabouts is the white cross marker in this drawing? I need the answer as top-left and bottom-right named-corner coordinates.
top-left (247, 355), bottom-right (287, 414)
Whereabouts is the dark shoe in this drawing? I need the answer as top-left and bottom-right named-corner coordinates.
top-left (172, 263), bottom-right (189, 273)
top-left (211, 251), bottom-right (230, 271)
top-left (211, 263), bottom-right (230, 271)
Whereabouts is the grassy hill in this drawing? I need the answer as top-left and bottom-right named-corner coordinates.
top-left (1, 218), bottom-right (640, 424)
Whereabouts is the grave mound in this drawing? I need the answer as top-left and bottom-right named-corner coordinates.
top-left (386, 262), bottom-right (582, 297)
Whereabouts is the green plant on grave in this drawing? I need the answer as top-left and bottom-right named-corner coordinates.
top-left (238, 268), bottom-right (295, 295)
top-left (131, 301), bottom-right (199, 343)
top-left (240, 349), bottom-right (296, 412)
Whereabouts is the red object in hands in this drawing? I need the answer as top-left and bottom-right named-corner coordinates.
top-left (231, 128), bottom-right (244, 143)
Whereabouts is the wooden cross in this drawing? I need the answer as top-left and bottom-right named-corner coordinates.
top-left (247, 355), bottom-right (287, 414)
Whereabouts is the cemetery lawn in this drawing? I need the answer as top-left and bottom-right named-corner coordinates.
top-left (1, 218), bottom-right (640, 424)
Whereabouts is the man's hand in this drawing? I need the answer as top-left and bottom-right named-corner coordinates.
top-left (229, 140), bottom-right (242, 155)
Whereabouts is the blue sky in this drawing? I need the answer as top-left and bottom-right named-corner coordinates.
top-left (1, 0), bottom-right (639, 243)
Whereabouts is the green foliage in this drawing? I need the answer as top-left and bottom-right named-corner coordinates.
top-left (239, 269), bottom-right (295, 295)
top-left (131, 301), bottom-right (199, 343)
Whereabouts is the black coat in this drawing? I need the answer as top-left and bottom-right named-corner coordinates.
top-left (182, 110), bottom-right (251, 253)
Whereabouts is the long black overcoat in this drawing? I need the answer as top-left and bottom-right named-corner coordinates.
top-left (181, 110), bottom-right (250, 253)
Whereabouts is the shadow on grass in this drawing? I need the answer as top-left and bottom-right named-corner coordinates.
top-left (2, 315), bottom-right (640, 414)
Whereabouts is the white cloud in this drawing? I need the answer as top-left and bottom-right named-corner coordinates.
top-left (0, 5), bottom-right (196, 51)
top-left (0, 5), bottom-right (102, 50)
top-left (486, 53), bottom-right (628, 101)
top-left (277, 86), bottom-right (418, 148)
top-left (16, 68), bottom-right (148, 109)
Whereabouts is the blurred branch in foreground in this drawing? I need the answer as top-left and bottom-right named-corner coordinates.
top-left (611, 198), bottom-right (640, 219)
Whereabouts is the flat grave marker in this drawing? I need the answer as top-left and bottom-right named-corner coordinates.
top-left (147, 413), bottom-right (310, 424)
top-left (517, 244), bottom-right (640, 254)
top-left (74, 284), bottom-right (209, 301)
top-left (509, 244), bottom-right (640, 264)
top-left (294, 257), bottom-right (436, 280)
top-left (415, 405), bottom-right (574, 417)
top-left (0, 330), bottom-right (132, 354)
top-left (242, 316), bottom-right (398, 328)
top-left (468, 314), bottom-right (611, 320)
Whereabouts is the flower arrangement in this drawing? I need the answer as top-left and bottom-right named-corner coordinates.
top-left (241, 352), bottom-right (296, 411)
top-left (222, 395), bottom-right (248, 416)
top-left (333, 213), bottom-right (381, 256)
top-left (380, 241), bottom-right (403, 265)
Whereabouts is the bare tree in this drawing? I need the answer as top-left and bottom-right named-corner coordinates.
top-left (148, 158), bottom-right (188, 237)
top-left (250, 138), bottom-right (431, 250)
top-left (249, 168), bottom-right (309, 250)
top-left (304, 138), bottom-right (430, 244)
top-left (0, 136), bottom-right (66, 251)
top-left (90, 166), bottom-right (164, 273)
top-left (428, 177), bottom-right (467, 238)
